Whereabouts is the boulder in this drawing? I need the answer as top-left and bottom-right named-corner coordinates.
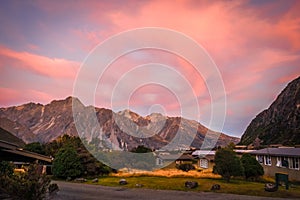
top-left (211, 184), bottom-right (221, 191)
top-left (135, 183), bottom-right (143, 188)
top-left (185, 181), bottom-right (198, 189)
top-left (264, 183), bottom-right (278, 192)
top-left (119, 179), bottom-right (128, 185)
top-left (92, 178), bottom-right (98, 183)
top-left (74, 178), bottom-right (87, 183)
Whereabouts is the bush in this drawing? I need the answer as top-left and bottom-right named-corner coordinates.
top-left (52, 146), bottom-right (84, 179)
top-left (0, 163), bottom-right (51, 200)
top-left (213, 148), bottom-right (244, 182)
top-left (176, 163), bottom-right (195, 172)
top-left (241, 153), bottom-right (264, 180)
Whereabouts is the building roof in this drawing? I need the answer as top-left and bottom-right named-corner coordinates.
top-left (250, 148), bottom-right (300, 157)
top-left (0, 140), bottom-right (52, 163)
top-left (192, 150), bottom-right (215, 157)
top-left (234, 149), bottom-right (255, 154)
top-left (199, 154), bottom-right (215, 161)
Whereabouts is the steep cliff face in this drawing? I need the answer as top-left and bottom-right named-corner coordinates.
top-left (240, 76), bottom-right (300, 145)
top-left (0, 97), bottom-right (239, 150)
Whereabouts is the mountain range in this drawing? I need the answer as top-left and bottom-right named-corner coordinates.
top-left (0, 97), bottom-right (239, 150)
top-left (240, 76), bottom-right (300, 145)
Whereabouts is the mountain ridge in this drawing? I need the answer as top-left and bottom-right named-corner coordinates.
top-left (0, 97), bottom-right (239, 150)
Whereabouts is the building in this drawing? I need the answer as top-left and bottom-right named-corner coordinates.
top-left (250, 148), bottom-right (300, 181)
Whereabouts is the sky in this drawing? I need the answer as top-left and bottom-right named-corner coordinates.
top-left (0, 0), bottom-right (299, 138)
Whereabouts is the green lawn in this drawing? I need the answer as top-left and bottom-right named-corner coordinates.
top-left (86, 176), bottom-right (300, 199)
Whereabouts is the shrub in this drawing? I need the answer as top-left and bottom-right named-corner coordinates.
top-left (241, 153), bottom-right (264, 181)
top-left (213, 148), bottom-right (244, 182)
top-left (0, 163), bottom-right (51, 200)
top-left (176, 163), bottom-right (195, 172)
top-left (0, 161), bottom-right (14, 177)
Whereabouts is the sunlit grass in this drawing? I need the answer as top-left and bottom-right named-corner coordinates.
top-left (111, 169), bottom-right (221, 179)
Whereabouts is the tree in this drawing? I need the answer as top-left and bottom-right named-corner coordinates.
top-left (24, 142), bottom-right (45, 155)
top-left (45, 134), bottom-right (114, 177)
top-left (77, 146), bottom-right (112, 176)
top-left (213, 148), bottom-right (244, 182)
top-left (52, 146), bottom-right (83, 179)
top-left (131, 145), bottom-right (152, 153)
top-left (241, 153), bottom-right (264, 181)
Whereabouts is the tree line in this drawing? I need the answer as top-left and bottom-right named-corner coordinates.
top-left (24, 134), bottom-right (114, 179)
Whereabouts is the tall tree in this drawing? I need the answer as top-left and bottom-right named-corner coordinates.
top-left (213, 148), bottom-right (244, 182)
top-left (52, 146), bottom-right (83, 179)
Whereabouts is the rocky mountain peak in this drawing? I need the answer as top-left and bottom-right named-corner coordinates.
top-left (240, 76), bottom-right (300, 146)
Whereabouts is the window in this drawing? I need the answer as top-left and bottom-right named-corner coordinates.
top-left (199, 159), bottom-right (208, 169)
top-left (289, 157), bottom-right (299, 170)
top-left (276, 157), bottom-right (281, 167)
top-left (175, 160), bottom-right (182, 164)
top-left (264, 155), bottom-right (272, 166)
top-left (276, 156), bottom-right (288, 168)
top-left (257, 155), bottom-right (264, 164)
top-left (156, 158), bottom-right (163, 166)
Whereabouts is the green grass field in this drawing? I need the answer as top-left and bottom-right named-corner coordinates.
top-left (86, 176), bottom-right (300, 199)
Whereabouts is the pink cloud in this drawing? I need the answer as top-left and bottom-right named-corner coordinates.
top-left (0, 46), bottom-right (79, 79)
top-left (0, 87), bottom-right (54, 107)
top-left (0, 88), bottom-right (20, 106)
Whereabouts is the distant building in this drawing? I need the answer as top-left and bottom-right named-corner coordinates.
top-left (192, 149), bottom-right (255, 170)
top-left (250, 148), bottom-right (300, 181)
top-left (156, 153), bottom-right (195, 168)
top-left (192, 150), bottom-right (215, 170)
